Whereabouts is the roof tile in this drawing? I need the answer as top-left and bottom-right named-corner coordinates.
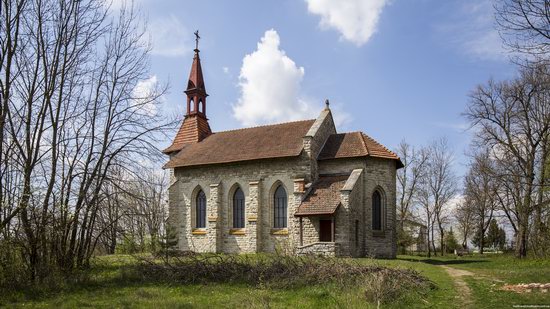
top-left (164, 119), bottom-right (315, 168)
top-left (318, 132), bottom-right (403, 167)
top-left (295, 175), bottom-right (348, 216)
top-left (163, 115), bottom-right (212, 154)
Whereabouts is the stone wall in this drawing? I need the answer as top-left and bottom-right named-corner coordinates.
top-left (300, 216), bottom-right (321, 246)
top-left (169, 155), bottom-right (311, 254)
top-left (318, 157), bottom-right (397, 258)
top-left (342, 169), bottom-right (364, 257)
top-left (296, 242), bottom-right (337, 257)
top-left (303, 108), bottom-right (336, 179)
top-left (363, 157), bottom-right (398, 258)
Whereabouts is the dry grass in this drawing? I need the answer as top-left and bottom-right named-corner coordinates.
top-left (128, 253), bottom-right (433, 303)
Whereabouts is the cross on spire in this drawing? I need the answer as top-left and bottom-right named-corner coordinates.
top-left (194, 30), bottom-right (200, 50)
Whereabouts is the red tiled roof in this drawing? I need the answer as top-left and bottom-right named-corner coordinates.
top-left (295, 175), bottom-right (348, 216)
top-left (163, 115), bottom-right (212, 154)
top-left (164, 119), bottom-right (315, 168)
top-left (361, 133), bottom-right (400, 161)
top-left (318, 132), bottom-right (403, 168)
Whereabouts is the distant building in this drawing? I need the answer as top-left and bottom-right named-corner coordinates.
top-left (163, 43), bottom-right (403, 258)
top-left (398, 218), bottom-right (428, 253)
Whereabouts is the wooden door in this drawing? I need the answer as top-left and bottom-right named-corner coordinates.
top-left (319, 219), bottom-right (332, 242)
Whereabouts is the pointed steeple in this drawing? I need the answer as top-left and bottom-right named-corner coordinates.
top-left (163, 31), bottom-right (212, 155)
top-left (185, 30), bottom-right (208, 117)
top-left (186, 49), bottom-right (206, 95)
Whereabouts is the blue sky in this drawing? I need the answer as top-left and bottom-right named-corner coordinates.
top-left (120, 0), bottom-right (517, 177)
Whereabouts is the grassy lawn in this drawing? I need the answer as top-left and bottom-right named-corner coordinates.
top-left (1, 254), bottom-right (549, 308)
top-left (395, 254), bottom-right (550, 308)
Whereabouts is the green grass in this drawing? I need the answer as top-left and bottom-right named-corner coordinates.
top-left (1, 254), bottom-right (549, 308)
top-left (432, 254), bottom-right (550, 283)
top-left (393, 254), bottom-right (550, 308)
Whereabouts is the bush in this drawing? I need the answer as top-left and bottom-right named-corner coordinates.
top-left (0, 241), bottom-right (27, 288)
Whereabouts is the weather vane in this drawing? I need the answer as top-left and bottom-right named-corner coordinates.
top-left (194, 30), bottom-right (200, 50)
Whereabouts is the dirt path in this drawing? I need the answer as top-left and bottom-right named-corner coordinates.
top-left (440, 265), bottom-right (475, 307)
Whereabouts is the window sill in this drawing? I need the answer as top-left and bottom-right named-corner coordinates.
top-left (271, 228), bottom-right (288, 235)
top-left (229, 228), bottom-right (246, 235)
top-left (192, 229), bottom-right (207, 235)
top-left (372, 230), bottom-right (385, 237)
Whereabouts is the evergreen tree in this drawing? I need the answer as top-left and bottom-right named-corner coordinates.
top-left (471, 226), bottom-right (486, 251)
top-left (498, 227), bottom-right (507, 251)
top-left (486, 219), bottom-right (501, 249)
top-left (444, 227), bottom-right (459, 254)
top-left (158, 225), bottom-right (178, 259)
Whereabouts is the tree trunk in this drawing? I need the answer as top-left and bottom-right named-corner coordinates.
top-left (516, 218), bottom-right (528, 258)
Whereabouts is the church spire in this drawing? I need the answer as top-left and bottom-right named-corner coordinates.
top-left (162, 31), bottom-right (212, 155)
top-left (185, 30), bottom-right (208, 117)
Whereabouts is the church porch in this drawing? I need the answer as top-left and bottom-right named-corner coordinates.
top-left (295, 214), bottom-right (339, 256)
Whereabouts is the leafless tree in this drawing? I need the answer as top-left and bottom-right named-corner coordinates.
top-left (417, 138), bottom-right (458, 256)
top-left (396, 141), bottom-right (428, 229)
top-left (0, 0), bottom-right (173, 281)
top-left (454, 199), bottom-right (475, 249)
top-left (463, 149), bottom-right (498, 254)
top-left (465, 64), bottom-right (550, 257)
top-left (496, 0), bottom-right (550, 58)
top-left (95, 167), bottom-right (168, 255)
top-left (395, 140), bottom-right (428, 251)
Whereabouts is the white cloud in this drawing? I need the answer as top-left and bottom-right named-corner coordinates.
top-left (436, 0), bottom-right (507, 61)
top-left (305, 0), bottom-right (389, 46)
top-left (147, 15), bottom-right (191, 57)
top-left (132, 75), bottom-right (159, 116)
top-left (222, 67), bottom-right (229, 74)
top-left (233, 29), bottom-right (316, 126)
top-left (233, 29), bottom-right (352, 127)
top-left (432, 121), bottom-right (470, 132)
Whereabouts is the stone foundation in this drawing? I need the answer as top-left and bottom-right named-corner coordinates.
top-left (296, 242), bottom-right (337, 257)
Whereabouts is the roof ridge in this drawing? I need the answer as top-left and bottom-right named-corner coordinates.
top-left (358, 132), bottom-right (370, 155)
top-left (212, 119), bottom-right (316, 134)
top-left (330, 131), bottom-right (362, 136)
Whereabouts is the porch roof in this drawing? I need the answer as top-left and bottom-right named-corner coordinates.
top-left (294, 175), bottom-right (348, 216)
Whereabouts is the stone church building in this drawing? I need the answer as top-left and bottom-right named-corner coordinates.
top-left (163, 45), bottom-right (403, 258)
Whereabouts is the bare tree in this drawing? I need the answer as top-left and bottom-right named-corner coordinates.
top-left (455, 199), bottom-right (475, 249)
top-left (395, 140), bottom-right (428, 252)
top-left (465, 64), bottom-right (550, 257)
top-left (463, 149), bottom-right (497, 254)
top-left (0, 0), bottom-right (172, 281)
top-left (417, 180), bottom-right (437, 258)
top-left (396, 142), bottom-right (428, 226)
top-left (496, 0), bottom-right (550, 57)
top-left (417, 138), bottom-right (458, 256)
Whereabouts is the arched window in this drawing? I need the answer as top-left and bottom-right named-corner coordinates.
top-left (190, 99), bottom-right (195, 112)
top-left (372, 191), bottom-right (382, 230)
top-left (233, 188), bottom-right (245, 228)
top-left (274, 185), bottom-right (287, 228)
top-left (198, 99), bottom-right (204, 114)
top-left (196, 190), bottom-right (206, 228)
